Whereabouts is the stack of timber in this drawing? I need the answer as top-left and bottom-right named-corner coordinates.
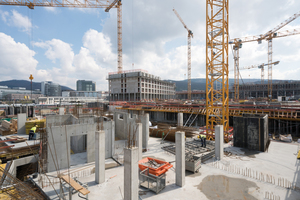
top-left (0, 120), bottom-right (16, 136)
top-left (149, 123), bottom-right (198, 142)
top-left (5, 136), bottom-right (27, 143)
top-left (25, 119), bottom-right (46, 135)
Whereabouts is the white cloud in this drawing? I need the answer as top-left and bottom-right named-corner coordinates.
top-left (0, 32), bottom-right (52, 82)
top-left (34, 39), bottom-right (75, 72)
top-left (33, 29), bottom-right (117, 90)
top-left (0, 10), bottom-right (33, 33)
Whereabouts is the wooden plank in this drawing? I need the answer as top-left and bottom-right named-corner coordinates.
top-left (59, 175), bottom-right (90, 195)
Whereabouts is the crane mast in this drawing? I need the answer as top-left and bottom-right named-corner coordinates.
top-left (173, 8), bottom-right (193, 100)
top-left (206, 0), bottom-right (229, 134)
top-left (105, 0), bottom-right (123, 73)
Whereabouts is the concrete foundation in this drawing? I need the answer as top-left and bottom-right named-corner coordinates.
top-left (177, 113), bottom-right (183, 127)
top-left (215, 125), bottom-right (224, 160)
top-left (95, 131), bottom-right (105, 184)
top-left (175, 131), bottom-right (185, 187)
top-left (124, 147), bottom-right (138, 200)
top-left (17, 113), bottom-right (26, 135)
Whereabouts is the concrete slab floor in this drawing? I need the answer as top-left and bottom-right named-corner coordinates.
top-left (42, 138), bottom-right (300, 200)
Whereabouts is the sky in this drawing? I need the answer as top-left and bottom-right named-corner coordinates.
top-left (0, 0), bottom-right (299, 91)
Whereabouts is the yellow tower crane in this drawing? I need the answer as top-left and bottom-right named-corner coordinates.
top-left (206, 0), bottom-right (229, 134)
top-left (230, 10), bottom-right (300, 101)
top-left (0, 0), bottom-right (122, 72)
top-left (173, 8), bottom-right (193, 100)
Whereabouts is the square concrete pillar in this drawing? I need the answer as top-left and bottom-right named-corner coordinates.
top-left (95, 131), bottom-right (105, 184)
top-left (136, 123), bottom-right (143, 161)
top-left (59, 107), bottom-right (65, 115)
top-left (175, 131), bottom-right (185, 187)
top-left (177, 113), bottom-right (183, 127)
top-left (26, 105), bottom-right (28, 117)
top-left (142, 113), bottom-right (149, 150)
top-left (17, 113), bottom-right (26, 135)
top-left (215, 125), bottom-right (224, 160)
top-left (124, 147), bottom-right (139, 200)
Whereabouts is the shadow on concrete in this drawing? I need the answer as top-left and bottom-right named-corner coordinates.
top-left (284, 157), bottom-right (300, 200)
top-left (185, 170), bottom-right (202, 178)
top-left (223, 146), bottom-right (261, 158)
top-left (140, 183), bottom-right (181, 199)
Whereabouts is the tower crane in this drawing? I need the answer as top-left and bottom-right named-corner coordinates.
top-left (105, 0), bottom-right (123, 73)
top-left (229, 26), bottom-right (300, 101)
top-left (173, 8), bottom-right (193, 100)
top-left (206, 0), bottom-right (229, 135)
top-left (230, 61), bottom-right (280, 83)
top-left (0, 0), bottom-right (122, 72)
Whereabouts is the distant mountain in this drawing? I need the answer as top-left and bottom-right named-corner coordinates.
top-left (0, 80), bottom-right (73, 91)
top-left (166, 78), bottom-right (267, 91)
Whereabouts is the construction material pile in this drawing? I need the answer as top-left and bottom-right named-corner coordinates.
top-left (149, 123), bottom-right (198, 142)
top-left (25, 119), bottom-right (46, 135)
top-left (140, 159), bottom-right (164, 169)
top-left (5, 136), bottom-right (27, 143)
top-left (0, 119), bottom-right (17, 136)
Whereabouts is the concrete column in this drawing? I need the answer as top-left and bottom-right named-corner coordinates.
top-left (279, 120), bottom-right (281, 135)
top-left (95, 131), bottom-right (105, 184)
top-left (177, 113), bottom-right (183, 127)
top-left (142, 113), bottom-right (149, 150)
top-left (59, 107), bottom-right (65, 115)
top-left (124, 147), bottom-right (138, 200)
top-left (297, 122), bottom-right (299, 137)
top-left (26, 105), bottom-right (28, 118)
top-left (136, 123), bottom-right (143, 161)
top-left (17, 113), bottom-right (26, 135)
top-left (215, 125), bottom-right (224, 160)
top-left (175, 131), bottom-right (185, 187)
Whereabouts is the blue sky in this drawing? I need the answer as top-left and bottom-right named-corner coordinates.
top-left (0, 0), bottom-right (300, 91)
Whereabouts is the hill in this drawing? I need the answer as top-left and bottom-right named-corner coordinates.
top-left (0, 80), bottom-right (73, 91)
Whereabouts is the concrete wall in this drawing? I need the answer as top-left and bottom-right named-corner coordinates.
top-left (17, 113), bottom-right (26, 135)
top-left (233, 114), bottom-right (268, 151)
top-left (3, 155), bottom-right (38, 184)
top-left (46, 115), bottom-right (114, 172)
top-left (114, 111), bottom-right (148, 144)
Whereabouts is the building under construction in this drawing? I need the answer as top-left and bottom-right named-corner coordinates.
top-left (239, 80), bottom-right (300, 99)
top-left (107, 69), bottom-right (176, 101)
